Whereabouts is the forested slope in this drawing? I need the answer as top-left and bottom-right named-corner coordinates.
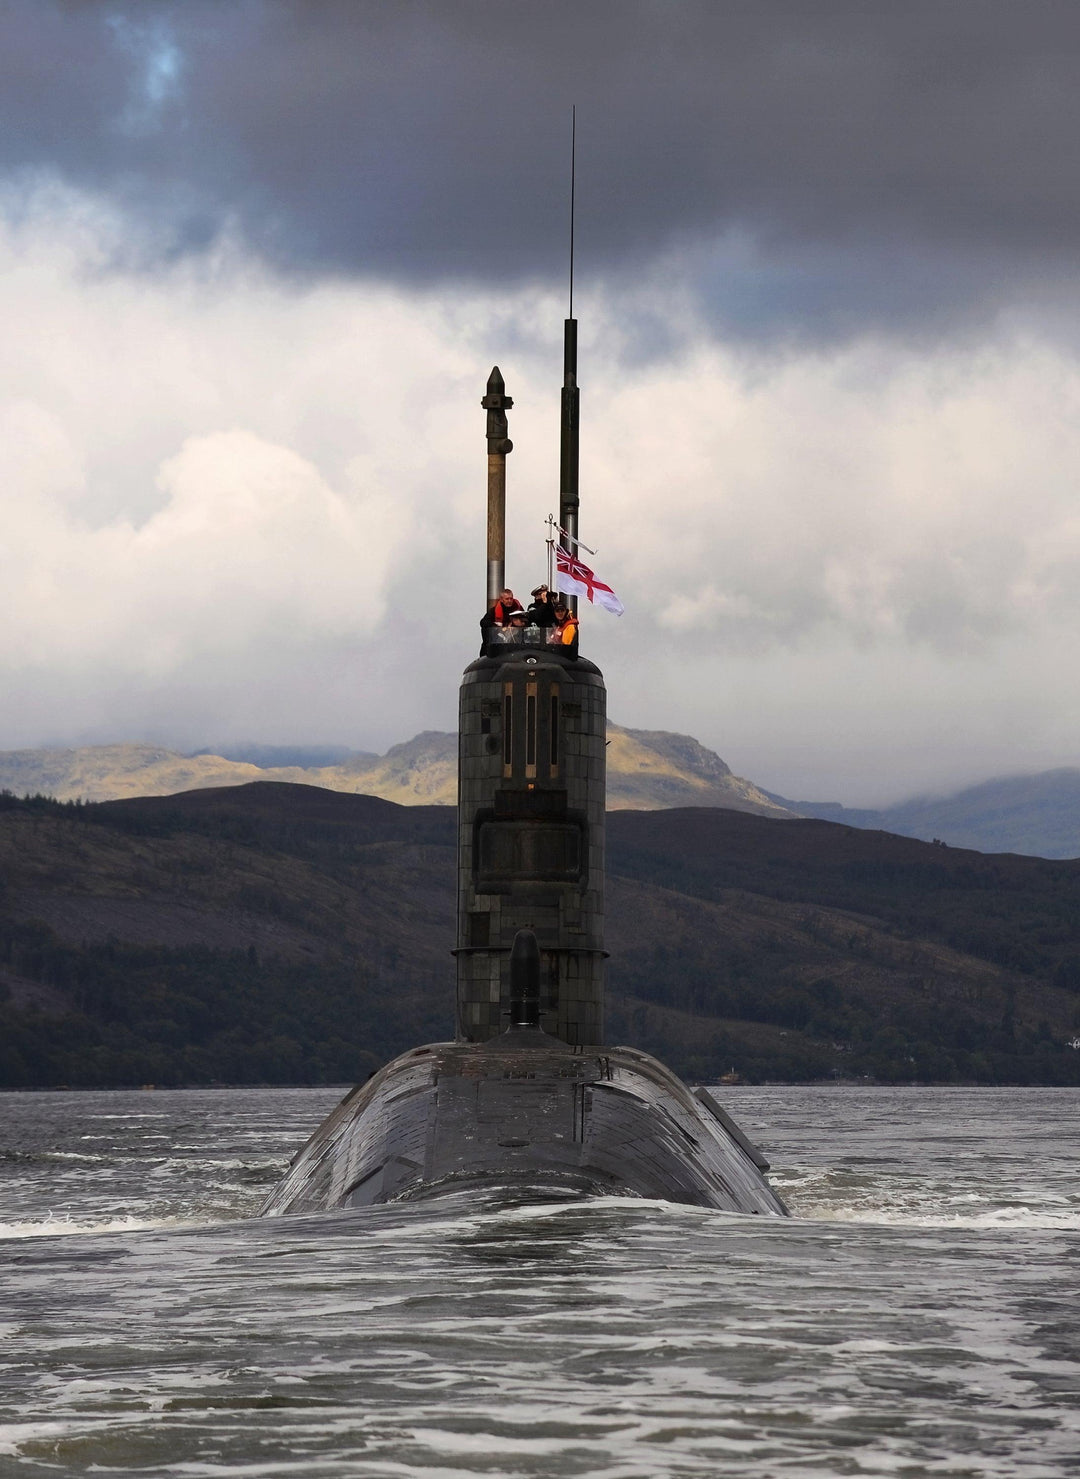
top-left (1, 785), bottom-right (1078, 1086)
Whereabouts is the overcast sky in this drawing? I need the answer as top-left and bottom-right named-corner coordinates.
top-left (6, 0), bottom-right (1080, 804)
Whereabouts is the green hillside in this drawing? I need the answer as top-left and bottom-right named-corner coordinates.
top-left (1, 784), bottom-right (1078, 1087)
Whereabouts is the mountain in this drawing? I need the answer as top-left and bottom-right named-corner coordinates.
top-left (0, 736), bottom-right (460, 808)
top-left (193, 744), bottom-right (367, 769)
top-left (1, 784), bottom-right (1078, 1089)
top-left (785, 769), bottom-right (1080, 860)
top-left (10, 736), bottom-right (1080, 857)
top-left (605, 727), bottom-right (786, 813)
top-left (0, 728), bottom-right (793, 817)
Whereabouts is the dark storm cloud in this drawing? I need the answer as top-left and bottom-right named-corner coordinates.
top-left (5, 1), bottom-right (1080, 335)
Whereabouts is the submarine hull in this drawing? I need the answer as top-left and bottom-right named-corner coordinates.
top-left (259, 1035), bottom-right (788, 1217)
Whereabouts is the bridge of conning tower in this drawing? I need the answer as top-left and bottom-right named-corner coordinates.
top-left (456, 643), bottom-right (606, 1046)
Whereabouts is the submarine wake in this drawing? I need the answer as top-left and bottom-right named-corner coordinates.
top-left (2, 1084), bottom-right (1078, 1478)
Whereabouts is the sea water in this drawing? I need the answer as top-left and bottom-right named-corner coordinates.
top-left (0, 1085), bottom-right (1077, 1477)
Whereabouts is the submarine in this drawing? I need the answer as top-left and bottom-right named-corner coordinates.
top-left (260, 316), bottom-right (788, 1219)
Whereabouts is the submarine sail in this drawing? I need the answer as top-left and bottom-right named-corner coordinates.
top-left (260, 328), bottom-right (788, 1218)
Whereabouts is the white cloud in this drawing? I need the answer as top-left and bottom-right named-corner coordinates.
top-left (583, 332), bottom-right (1080, 655)
top-left (3, 181), bottom-right (1080, 802)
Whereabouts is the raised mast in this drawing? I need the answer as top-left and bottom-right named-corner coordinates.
top-left (559, 318), bottom-right (579, 615)
top-left (559, 107), bottom-right (580, 613)
top-left (481, 366), bottom-right (513, 608)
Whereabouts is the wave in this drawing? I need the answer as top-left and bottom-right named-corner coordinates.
top-left (0, 1149), bottom-right (107, 1164)
top-left (0, 1212), bottom-right (213, 1241)
top-left (805, 1202), bottom-right (1080, 1230)
top-left (4, 1187), bottom-right (1076, 1243)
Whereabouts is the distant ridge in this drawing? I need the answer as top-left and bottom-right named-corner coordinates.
top-left (776, 768), bottom-right (1080, 860)
top-left (0, 728), bottom-right (793, 818)
top-left (9, 737), bottom-right (1080, 857)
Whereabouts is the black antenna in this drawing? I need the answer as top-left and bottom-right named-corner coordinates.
top-left (559, 106), bottom-right (580, 613)
top-left (569, 105), bottom-right (576, 319)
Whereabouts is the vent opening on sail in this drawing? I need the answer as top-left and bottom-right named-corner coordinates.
top-left (503, 685), bottom-right (513, 775)
top-left (525, 683), bottom-right (537, 777)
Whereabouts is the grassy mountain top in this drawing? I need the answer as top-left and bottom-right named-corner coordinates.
top-left (1, 784), bottom-right (1078, 1088)
top-left (606, 727), bottom-right (785, 813)
top-left (0, 728), bottom-right (792, 816)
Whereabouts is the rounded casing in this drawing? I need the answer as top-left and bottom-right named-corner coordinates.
top-left (456, 644), bottom-right (605, 1044)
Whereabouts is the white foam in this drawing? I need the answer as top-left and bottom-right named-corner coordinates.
top-left (0, 1422), bottom-right (74, 1458)
top-left (38, 1150), bottom-right (107, 1163)
top-left (0, 1213), bottom-right (210, 1241)
top-left (803, 1202), bottom-right (1080, 1231)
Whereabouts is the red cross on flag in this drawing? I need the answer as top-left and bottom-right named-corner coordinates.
top-left (555, 546), bottom-right (625, 616)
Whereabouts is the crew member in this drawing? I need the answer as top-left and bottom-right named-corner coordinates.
top-left (552, 601), bottom-right (579, 650)
top-left (493, 588), bottom-right (522, 625)
top-left (526, 586), bottom-right (555, 627)
top-left (480, 587), bottom-right (524, 653)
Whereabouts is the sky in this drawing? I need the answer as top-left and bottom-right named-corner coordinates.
top-left (5, 1), bottom-right (1080, 805)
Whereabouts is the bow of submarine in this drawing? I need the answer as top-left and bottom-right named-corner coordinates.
top-left (259, 1033), bottom-right (787, 1216)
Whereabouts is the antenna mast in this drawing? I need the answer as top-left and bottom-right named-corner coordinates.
top-left (482, 367), bottom-right (513, 608)
top-left (559, 107), bottom-right (580, 614)
top-left (569, 105), bottom-right (576, 320)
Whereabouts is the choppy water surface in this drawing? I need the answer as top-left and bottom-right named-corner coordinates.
top-left (1, 1085), bottom-right (1077, 1477)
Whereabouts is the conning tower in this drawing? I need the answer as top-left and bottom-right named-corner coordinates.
top-left (456, 336), bottom-right (605, 1045)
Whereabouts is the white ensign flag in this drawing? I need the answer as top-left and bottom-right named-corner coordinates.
top-left (555, 547), bottom-right (625, 616)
